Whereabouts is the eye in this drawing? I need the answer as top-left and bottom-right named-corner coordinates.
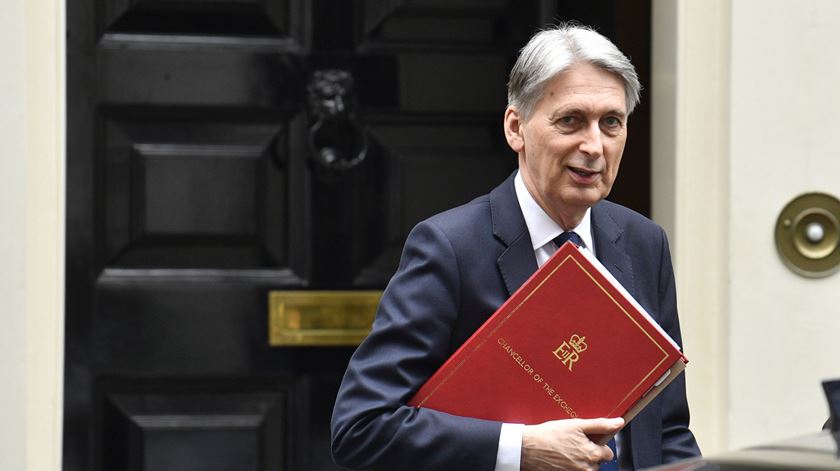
top-left (554, 115), bottom-right (580, 128)
top-left (602, 116), bottom-right (622, 128)
top-left (600, 116), bottom-right (624, 135)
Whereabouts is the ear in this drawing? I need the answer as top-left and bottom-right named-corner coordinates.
top-left (504, 106), bottom-right (525, 153)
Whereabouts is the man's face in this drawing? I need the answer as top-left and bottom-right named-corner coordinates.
top-left (504, 62), bottom-right (628, 229)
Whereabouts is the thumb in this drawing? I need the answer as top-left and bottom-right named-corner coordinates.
top-left (578, 417), bottom-right (625, 435)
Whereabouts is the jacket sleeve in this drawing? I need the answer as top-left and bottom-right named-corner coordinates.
top-left (330, 219), bottom-right (502, 471)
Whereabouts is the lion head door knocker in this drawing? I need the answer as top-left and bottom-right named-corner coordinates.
top-left (306, 69), bottom-right (368, 175)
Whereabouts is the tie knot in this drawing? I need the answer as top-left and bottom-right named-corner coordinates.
top-left (554, 231), bottom-right (584, 248)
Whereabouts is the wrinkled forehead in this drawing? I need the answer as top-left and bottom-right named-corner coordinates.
top-left (539, 63), bottom-right (628, 113)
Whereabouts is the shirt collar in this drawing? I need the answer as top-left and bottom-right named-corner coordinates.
top-left (513, 171), bottom-right (594, 252)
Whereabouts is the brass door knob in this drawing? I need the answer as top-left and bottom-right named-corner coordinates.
top-left (775, 193), bottom-right (840, 278)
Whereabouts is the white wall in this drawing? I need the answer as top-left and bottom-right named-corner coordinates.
top-left (0, 0), bottom-right (29, 468)
top-left (653, 0), bottom-right (840, 456)
top-left (728, 0), bottom-right (840, 449)
top-left (0, 0), bottom-right (65, 469)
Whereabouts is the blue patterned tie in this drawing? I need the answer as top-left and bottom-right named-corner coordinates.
top-left (600, 437), bottom-right (618, 471)
top-left (553, 231), bottom-right (584, 248)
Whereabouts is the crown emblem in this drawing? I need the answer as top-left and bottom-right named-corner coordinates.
top-left (568, 334), bottom-right (588, 353)
top-left (552, 333), bottom-right (588, 372)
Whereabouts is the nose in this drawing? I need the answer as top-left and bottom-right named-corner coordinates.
top-left (579, 122), bottom-right (603, 158)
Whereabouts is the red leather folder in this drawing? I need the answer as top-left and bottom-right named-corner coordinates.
top-left (408, 241), bottom-right (687, 426)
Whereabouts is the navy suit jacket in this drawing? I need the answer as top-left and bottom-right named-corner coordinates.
top-left (331, 173), bottom-right (700, 470)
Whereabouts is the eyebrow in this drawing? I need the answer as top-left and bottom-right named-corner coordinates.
top-left (549, 107), bottom-right (627, 120)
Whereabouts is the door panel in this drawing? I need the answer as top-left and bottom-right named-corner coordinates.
top-left (67, 1), bottom-right (649, 469)
top-left (98, 379), bottom-right (307, 471)
top-left (101, 109), bottom-right (300, 270)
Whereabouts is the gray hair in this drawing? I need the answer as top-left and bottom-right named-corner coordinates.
top-left (507, 24), bottom-right (641, 118)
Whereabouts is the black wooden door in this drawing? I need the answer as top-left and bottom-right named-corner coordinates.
top-left (65, 1), bottom-right (649, 470)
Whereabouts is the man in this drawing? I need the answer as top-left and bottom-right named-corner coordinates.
top-left (331, 24), bottom-right (701, 470)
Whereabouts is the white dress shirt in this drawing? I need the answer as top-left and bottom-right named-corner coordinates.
top-left (494, 171), bottom-right (594, 471)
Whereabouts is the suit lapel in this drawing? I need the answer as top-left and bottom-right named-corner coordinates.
top-left (490, 179), bottom-right (638, 298)
top-left (591, 202), bottom-right (635, 297)
top-left (490, 173), bottom-right (538, 296)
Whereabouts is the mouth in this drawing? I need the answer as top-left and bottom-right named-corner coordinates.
top-left (568, 166), bottom-right (601, 181)
top-left (569, 167), bottom-right (597, 178)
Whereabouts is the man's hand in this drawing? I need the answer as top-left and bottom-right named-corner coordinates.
top-left (520, 417), bottom-right (624, 471)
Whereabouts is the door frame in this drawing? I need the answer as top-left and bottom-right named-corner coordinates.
top-left (6, 0), bottom-right (66, 469)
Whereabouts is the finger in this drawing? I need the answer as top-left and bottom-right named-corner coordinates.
top-left (581, 443), bottom-right (614, 468)
top-left (602, 442), bottom-right (616, 461)
top-left (584, 442), bottom-right (615, 467)
top-left (577, 417), bottom-right (624, 434)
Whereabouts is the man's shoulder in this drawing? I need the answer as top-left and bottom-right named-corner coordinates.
top-left (597, 199), bottom-right (661, 229)
top-left (421, 172), bottom-right (518, 236)
top-left (422, 193), bottom-right (493, 236)
top-left (595, 199), bottom-right (667, 248)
